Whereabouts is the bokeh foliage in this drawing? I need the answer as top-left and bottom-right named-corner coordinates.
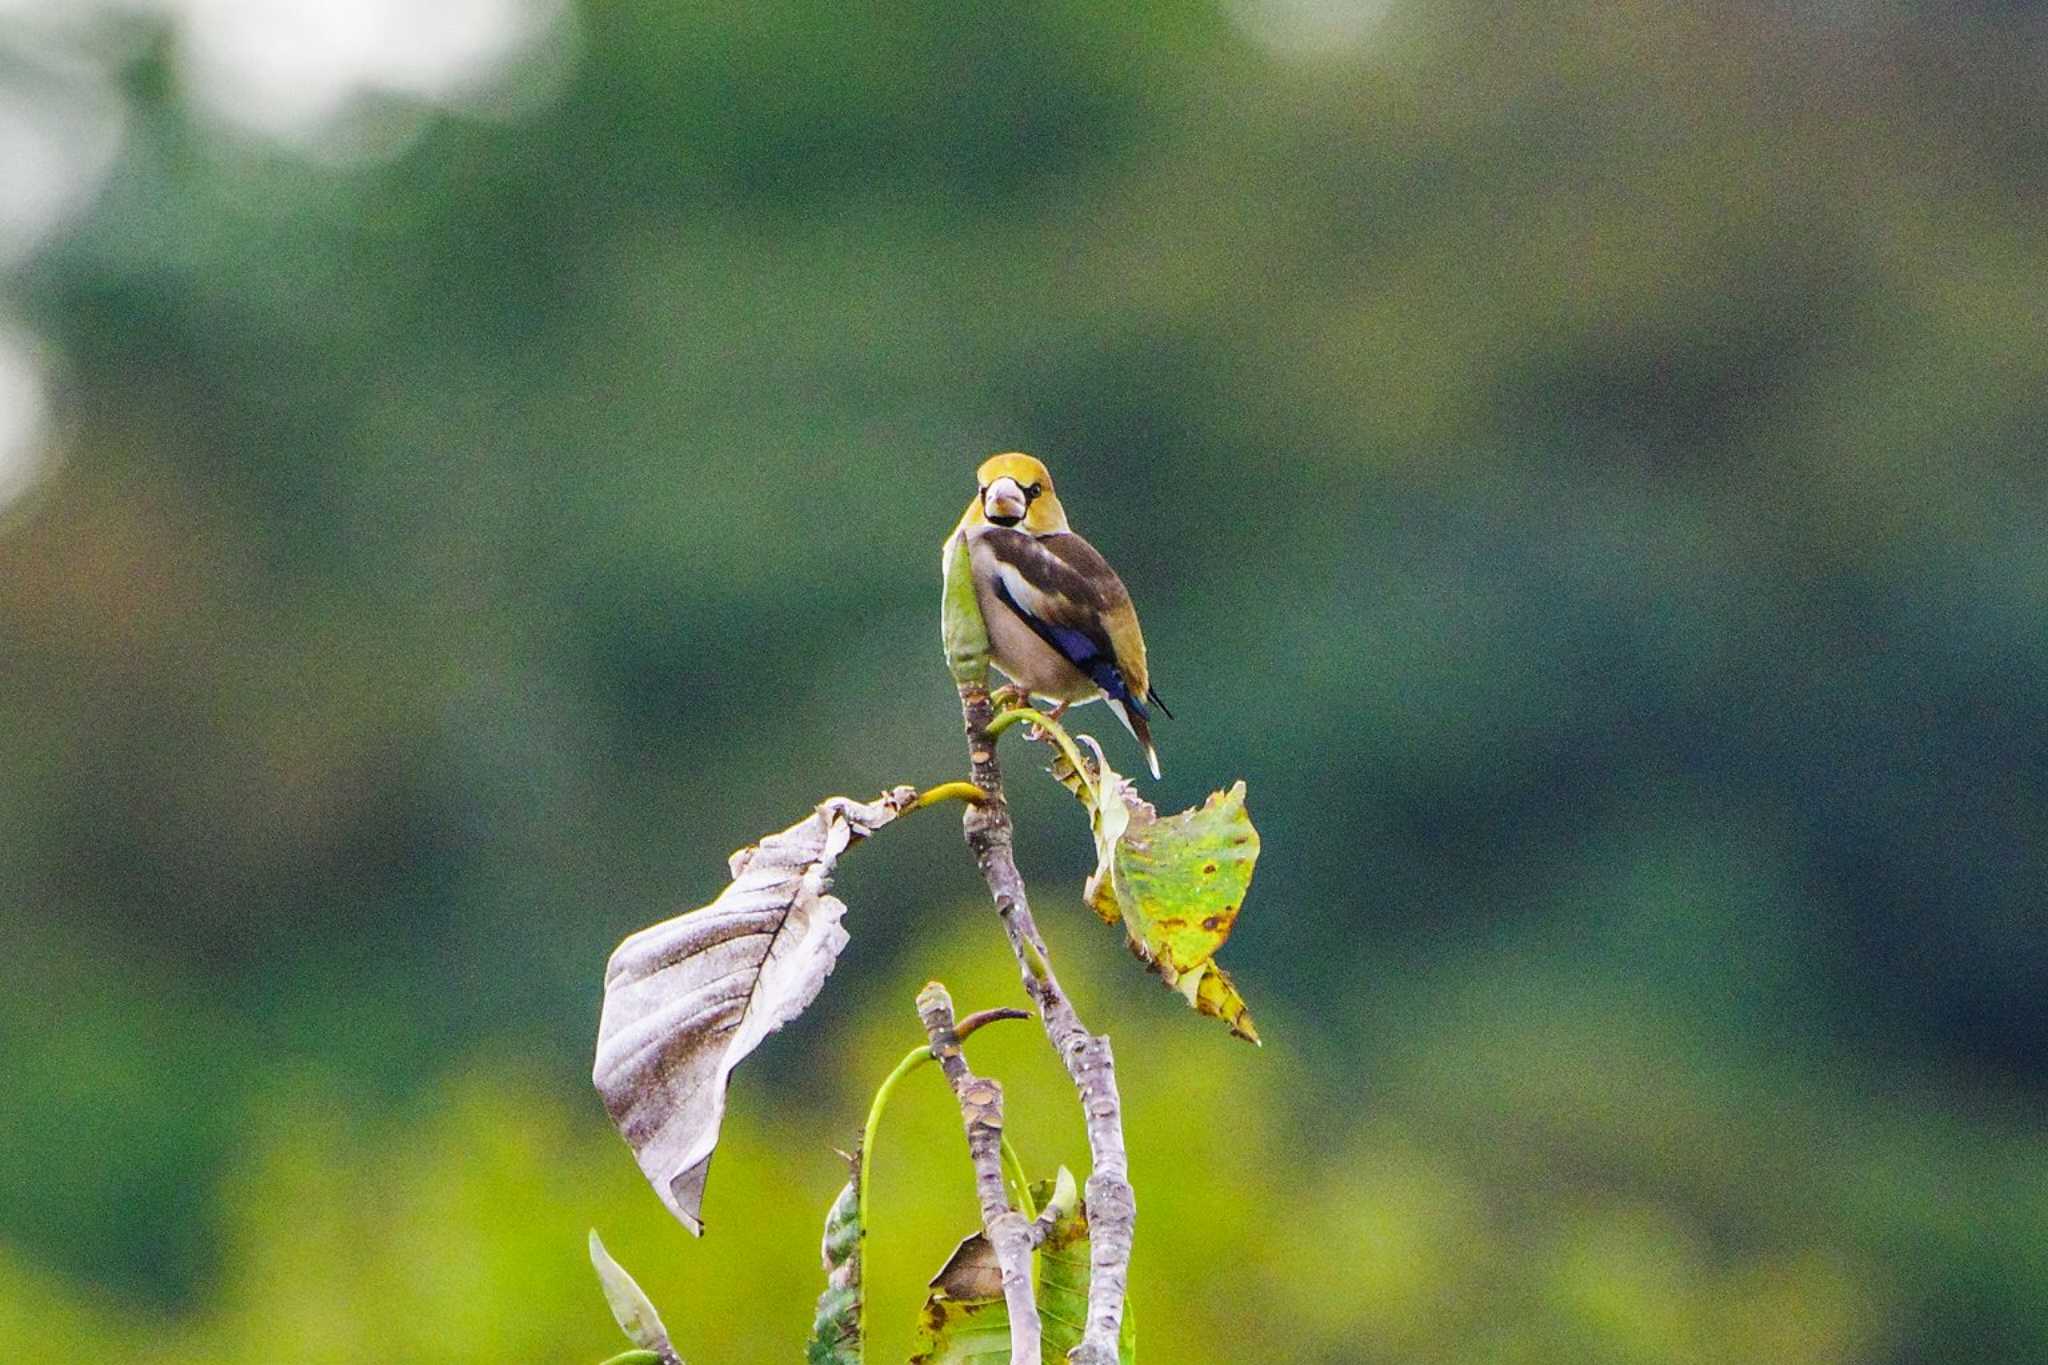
top-left (2, 0), bottom-right (2045, 1360)
top-left (4, 929), bottom-right (2045, 1362)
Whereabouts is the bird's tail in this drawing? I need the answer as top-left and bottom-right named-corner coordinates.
top-left (1106, 696), bottom-right (1161, 780)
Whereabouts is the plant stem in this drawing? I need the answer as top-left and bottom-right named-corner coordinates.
top-left (986, 707), bottom-right (1097, 803)
top-left (910, 780), bottom-right (987, 811)
top-left (857, 1002), bottom-right (1036, 1348)
top-left (917, 981), bottom-right (1040, 1365)
top-left (858, 1042), bottom-right (932, 1335)
top-left (956, 681), bottom-right (1135, 1365)
top-left (1000, 1135), bottom-right (1037, 1223)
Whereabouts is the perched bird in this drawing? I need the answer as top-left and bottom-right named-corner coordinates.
top-left (951, 452), bottom-right (1171, 778)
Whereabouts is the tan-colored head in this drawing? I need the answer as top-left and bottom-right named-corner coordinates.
top-left (966, 452), bottom-right (1070, 534)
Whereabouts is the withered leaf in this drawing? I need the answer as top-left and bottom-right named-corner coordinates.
top-left (593, 788), bottom-right (916, 1233)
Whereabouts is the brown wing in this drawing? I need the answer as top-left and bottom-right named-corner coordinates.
top-left (978, 528), bottom-right (1151, 703)
top-left (981, 529), bottom-right (1130, 611)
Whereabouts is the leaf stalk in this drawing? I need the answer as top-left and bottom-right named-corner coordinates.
top-left (910, 780), bottom-right (988, 811)
top-left (986, 707), bottom-right (1097, 803)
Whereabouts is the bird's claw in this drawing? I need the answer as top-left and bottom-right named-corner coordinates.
top-left (991, 684), bottom-right (1037, 714)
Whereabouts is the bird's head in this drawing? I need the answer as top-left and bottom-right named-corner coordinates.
top-left (969, 452), bottom-right (1069, 533)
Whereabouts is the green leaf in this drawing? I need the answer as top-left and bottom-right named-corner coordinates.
top-left (1031, 1170), bottom-right (1086, 1361)
top-left (1033, 1170), bottom-right (1135, 1365)
top-left (912, 1168), bottom-right (1134, 1365)
top-left (941, 527), bottom-right (990, 685)
top-left (587, 1230), bottom-right (680, 1363)
top-left (1054, 741), bottom-right (1262, 1044)
top-left (807, 1151), bottom-right (863, 1364)
top-left (597, 1353), bottom-right (663, 1365)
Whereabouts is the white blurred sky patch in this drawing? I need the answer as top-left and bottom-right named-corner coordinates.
top-left (0, 0), bottom-right (576, 226)
top-left (0, 52), bottom-right (127, 268)
top-left (169, 0), bottom-right (576, 155)
top-left (0, 323), bottom-right (51, 512)
top-left (0, 0), bottom-right (577, 505)
top-left (1226, 0), bottom-right (1396, 58)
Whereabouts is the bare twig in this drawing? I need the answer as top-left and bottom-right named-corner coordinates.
top-left (917, 981), bottom-right (1040, 1365)
top-left (957, 682), bottom-right (1135, 1365)
top-left (956, 1006), bottom-right (1033, 1040)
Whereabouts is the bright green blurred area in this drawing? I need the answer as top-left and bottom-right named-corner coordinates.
top-left (2, 1), bottom-right (2045, 1361)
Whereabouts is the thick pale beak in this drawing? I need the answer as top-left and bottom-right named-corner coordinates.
top-left (982, 476), bottom-right (1028, 524)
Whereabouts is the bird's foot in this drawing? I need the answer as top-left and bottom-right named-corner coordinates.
top-left (991, 684), bottom-right (1038, 714)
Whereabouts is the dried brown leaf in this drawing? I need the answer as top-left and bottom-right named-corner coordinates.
top-left (593, 788), bottom-right (916, 1233)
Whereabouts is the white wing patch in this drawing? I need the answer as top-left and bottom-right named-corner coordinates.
top-left (994, 559), bottom-right (1063, 624)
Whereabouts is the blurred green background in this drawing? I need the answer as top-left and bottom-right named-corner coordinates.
top-left (3, 1), bottom-right (2045, 1361)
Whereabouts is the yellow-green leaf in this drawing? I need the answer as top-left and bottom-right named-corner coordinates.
top-left (1031, 1170), bottom-right (1087, 1362)
top-left (1033, 1170), bottom-right (1135, 1365)
top-left (940, 528), bottom-right (990, 686)
top-left (588, 1230), bottom-right (681, 1363)
top-left (1054, 741), bottom-right (1262, 1044)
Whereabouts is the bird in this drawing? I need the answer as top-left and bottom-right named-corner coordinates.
top-left (950, 452), bottom-right (1171, 778)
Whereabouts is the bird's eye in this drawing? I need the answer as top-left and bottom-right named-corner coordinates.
top-left (1023, 482), bottom-right (1043, 500)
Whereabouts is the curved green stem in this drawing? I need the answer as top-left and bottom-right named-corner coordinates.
top-left (986, 707), bottom-right (1098, 803)
top-left (984, 706), bottom-right (1040, 738)
top-left (860, 1014), bottom-right (1037, 1345)
top-left (859, 1044), bottom-right (934, 1347)
top-left (909, 780), bottom-right (987, 811)
top-left (1000, 1135), bottom-right (1037, 1222)
top-left (596, 1352), bottom-right (661, 1365)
